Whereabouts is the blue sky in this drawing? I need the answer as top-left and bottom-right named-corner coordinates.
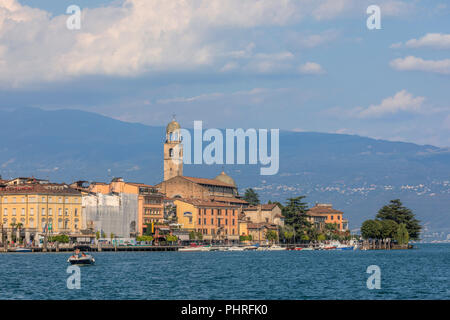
top-left (1, 0), bottom-right (449, 147)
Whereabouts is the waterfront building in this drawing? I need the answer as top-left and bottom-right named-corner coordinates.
top-left (0, 180), bottom-right (82, 244)
top-left (82, 178), bottom-right (165, 236)
top-left (157, 119), bottom-right (248, 207)
top-left (306, 203), bottom-right (348, 232)
top-left (241, 204), bottom-right (284, 243)
top-left (247, 223), bottom-right (279, 244)
top-left (242, 204), bottom-right (284, 227)
top-left (174, 199), bottom-right (240, 242)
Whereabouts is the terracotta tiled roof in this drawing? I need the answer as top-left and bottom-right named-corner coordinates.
top-left (210, 196), bottom-right (248, 204)
top-left (183, 176), bottom-right (235, 188)
top-left (0, 184), bottom-right (81, 195)
top-left (245, 203), bottom-right (279, 211)
top-left (307, 204), bottom-right (343, 215)
top-left (175, 198), bottom-right (240, 208)
top-left (247, 222), bottom-right (278, 230)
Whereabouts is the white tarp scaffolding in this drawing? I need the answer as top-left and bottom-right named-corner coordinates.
top-left (82, 193), bottom-right (138, 238)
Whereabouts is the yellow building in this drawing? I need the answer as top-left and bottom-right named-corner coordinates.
top-left (0, 183), bottom-right (82, 244)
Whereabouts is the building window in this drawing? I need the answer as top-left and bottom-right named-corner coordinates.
top-left (12, 208), bottom-right (16, 216)
top-left (58, 219), bottom-right (63, 228)
top-left (75, 209), bottom-right (78, 216)
top-left (338, 215), bottom-right (341, 220)
top-left (29, 218), bottom-right (34, 228)
top-left (225, 219), bottom-right (228, 226)
top-left (21, 208), bottom-right (25, 216)
top-left (64, 219), bottom-right (69, 229)
top-left (211, 218), bottom-right (214, 225)
top-left (232, 219), bottom-right (235, 226)
top-left (21, 197), bottom-right (25, 203)
top-left (58, 197), bottom-right (62, 203)
top-left (13, 197), bottom-right (16, 203)
top-left (330, 215), bottom-right (334, 220)
top-left (3, 198), bottom-right (7, 204)
top-left (3, 208), bottom-right (7, 216)
top-left (204, 218), bottom-right (206, 225)
top-left (58, 208), bottom-right (62, 216)
top-left (49, 208), bottom-right (52, 216)
top-left (42, 197), bottom-right (45, 202)
top-left (65, 209), bottom-right (69, 216)
top-left (30, 208), bottom-right (34, 216)
top-left (198, 218), bottom-right (201, 225)
top-left (42, 208), bottom-right (46, 216)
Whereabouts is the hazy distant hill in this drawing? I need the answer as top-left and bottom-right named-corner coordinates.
top-left (1, 107), bottom-right (449, 237)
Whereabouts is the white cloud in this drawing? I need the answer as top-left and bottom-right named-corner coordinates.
top-left (299, 62), bottom-right (325, 75)
top-left (356, 90), bottom-right (426, 118)
top-left (0, 0), bottom-right (416, 87)
top-left (390, 56), bottom-right (450, 74)
top-left (392, 33), bottom-right (450, 49)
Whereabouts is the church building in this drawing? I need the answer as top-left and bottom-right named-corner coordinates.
top-left (157, 119), bottom-right (248, 207)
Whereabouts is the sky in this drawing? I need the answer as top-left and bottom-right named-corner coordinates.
top-left (1, 0), bottom-right (449, 147)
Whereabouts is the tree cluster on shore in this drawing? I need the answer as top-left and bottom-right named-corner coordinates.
top-left (245, 189), bottom-right (421, 245)
top-left (360, 199), bottom-right (421, 245)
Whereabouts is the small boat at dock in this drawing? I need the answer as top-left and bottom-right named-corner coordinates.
top-left (10, 247), bottom-right (32, 253)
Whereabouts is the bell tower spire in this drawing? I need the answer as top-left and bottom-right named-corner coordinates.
top-left (164, 117), bottom-right (183, 181)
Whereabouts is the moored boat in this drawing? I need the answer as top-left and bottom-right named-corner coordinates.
top-left (266, 245), bottom-right (286, 251)
top-left (11, 247), bottom-right (32, 253)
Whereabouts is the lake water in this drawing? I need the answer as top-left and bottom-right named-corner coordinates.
top-left (0, 244), bottom-right (448, 300)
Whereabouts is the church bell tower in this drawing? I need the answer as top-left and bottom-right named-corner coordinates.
top-left (164, 117), bottom-right (183, 181)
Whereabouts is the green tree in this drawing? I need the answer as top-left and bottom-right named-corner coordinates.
top-left (95, 231), bottom-right (100, 240)
top-left (243, 188), bottom-right (260, 206)
top-left (300, 234), bottom-right (310, 241)
top-left (376, 199), bottom-right (421, 240)
top-left (361, 219), bottom-right (382, 239)
top-left (282, 196), bottom-right (311, 236)
top-left (395, 223), bottom-right (410, 245)
top-left (317, 234), bottom-right (326, 241)
top-left (166, 235), bottom-right (178, 244)
top-left (379, 220), bottom-right (398, 239)
top-left (137, 235), bottom-right (153, 242)
top-left (265, 230), bottom-right (278, 243)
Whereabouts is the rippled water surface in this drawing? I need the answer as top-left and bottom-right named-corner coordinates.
top-left (0, 244), bottom-right (448, 299)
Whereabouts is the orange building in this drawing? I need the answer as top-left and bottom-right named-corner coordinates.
top-left (174, 199), bottom-right (240, 242)
top-left (306, 203), bottom-right (348, 231)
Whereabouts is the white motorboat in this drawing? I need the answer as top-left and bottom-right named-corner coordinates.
top-left (67, 254), bottom-right (95, 265)
top-left (178, 244), bottom-right (210, 252)
top-left (228, 246), bottom-right (245, 251)
top-left (266, 245), bottom-right (286, 251)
